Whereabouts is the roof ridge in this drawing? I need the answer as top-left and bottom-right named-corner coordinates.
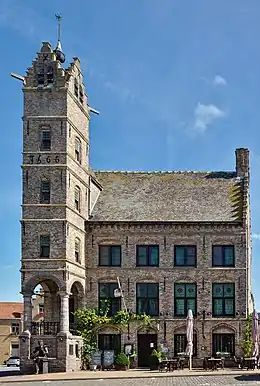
top-left (94, 170), bottom-right (236, 174)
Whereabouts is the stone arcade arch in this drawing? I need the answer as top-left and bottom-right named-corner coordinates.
top-left (22, 274), bottom-right (69, 335)
top-left (68, 281), bottom-right (85, 334)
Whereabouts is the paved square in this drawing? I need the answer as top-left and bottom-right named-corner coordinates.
top-left (2, 374), bottom-right (260, 386)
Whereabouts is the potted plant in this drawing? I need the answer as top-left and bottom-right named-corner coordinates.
top-left (115, 352), bottom-right (130, 371)
top-left (150, 349), bottom-right (161, 370)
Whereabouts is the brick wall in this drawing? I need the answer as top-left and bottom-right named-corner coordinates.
top-left (85, 222), bottom-right (249, 358)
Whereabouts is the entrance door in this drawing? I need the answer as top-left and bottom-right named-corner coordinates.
top-left (137, 334), bottom-right (157, 367)
top-left (11, 343), bottom-right (19, 357)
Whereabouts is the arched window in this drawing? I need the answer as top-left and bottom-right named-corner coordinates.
top-left (75, 238), bottom-right (80, 263)
top-left (75, 137), bottom-right (81, 163)
top-left (74, 186), bottom-right (81, 212)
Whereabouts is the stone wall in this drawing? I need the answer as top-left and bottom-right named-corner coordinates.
top-left (20, 334), bottom-right (83, 373)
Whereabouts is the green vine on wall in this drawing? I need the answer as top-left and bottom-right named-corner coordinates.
top-left (242, 313), bottom-right (252, 357)
top-left (74, 307), bottom-right (152, 367)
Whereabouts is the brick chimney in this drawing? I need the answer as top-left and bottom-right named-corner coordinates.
top-left (235, 148), bottom-right (250, 178)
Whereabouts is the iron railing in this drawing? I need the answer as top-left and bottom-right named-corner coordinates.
top-left (69, 323), bottom-right (79, 336)
top-left (31, 322), bottom-right (60, 336)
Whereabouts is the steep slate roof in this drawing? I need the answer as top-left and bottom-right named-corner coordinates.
top-left (90, 171), bottom-right (244, 222)
top-left (0, 302), bottom-right (23, 319)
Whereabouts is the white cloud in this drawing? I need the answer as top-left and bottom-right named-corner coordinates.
top-left (252, 233), bottom-right (260, 240)
top-left (213, 75), bottom-right (227, 86)
top-left (193, 103), bottom-right (226, 132)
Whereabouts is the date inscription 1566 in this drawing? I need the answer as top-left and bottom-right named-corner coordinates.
top-left (28, 155), bottom-right (60, 164)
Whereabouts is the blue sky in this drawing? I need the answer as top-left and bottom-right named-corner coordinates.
top-left (1, 0), bottom-right (260, 307)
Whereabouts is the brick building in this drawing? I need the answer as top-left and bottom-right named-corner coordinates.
top-left (0, 303), bottom-right (23, 364)
top-left (18, 38), bottom-right (253, 373)
top-left (0, 298), bottom-right (43, 364)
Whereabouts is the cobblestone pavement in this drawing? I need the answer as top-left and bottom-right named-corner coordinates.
top-left (2, 375), bottom-right (260, 386)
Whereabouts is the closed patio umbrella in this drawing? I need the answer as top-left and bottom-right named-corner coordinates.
top-left (252, 310), bottom-right (259, 359)
top-left (185, 309), bottom-right (193, 371)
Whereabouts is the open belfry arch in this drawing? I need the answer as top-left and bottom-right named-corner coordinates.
top-left (16, 16), bottom-right (101, 373)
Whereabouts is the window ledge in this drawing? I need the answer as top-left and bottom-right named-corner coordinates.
top-left (211, 266), bottom-right (236, 269)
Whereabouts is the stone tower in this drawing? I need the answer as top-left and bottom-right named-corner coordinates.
top-left (19, 40), bottom-right (96, 372)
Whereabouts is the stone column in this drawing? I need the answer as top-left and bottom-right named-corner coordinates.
top-left (59, 291), bottom-right (70, 334)
top-left (23, 294), bottom-right (33, 331)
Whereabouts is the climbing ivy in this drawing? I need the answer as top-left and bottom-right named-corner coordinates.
top-left (74, 307), bottom-right (152, 368)
top-left (242, 313), bottom-right (252, 357)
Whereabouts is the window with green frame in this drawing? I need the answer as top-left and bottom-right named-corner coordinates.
top-left (212, 283), bottom-right (235, 317)
top-left (136, 283), bottom-right (159, 316)
top-left (98, 283), bottom-right (121, 316)
top-left (174, 283), bottom-right (196, 317)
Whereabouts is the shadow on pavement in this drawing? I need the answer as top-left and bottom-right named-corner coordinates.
top-left (0, 370), bottom-right (21, 377)
top-left (235, 374), bottom-right (260, 382)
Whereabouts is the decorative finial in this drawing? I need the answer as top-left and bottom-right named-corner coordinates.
top-left (55, 14), bottom-right (61, 41)
top-left (54, 14), bottom-right (65, 63)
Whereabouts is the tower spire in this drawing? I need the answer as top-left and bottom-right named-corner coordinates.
top-left (54, 14), bottom-right (65, 63)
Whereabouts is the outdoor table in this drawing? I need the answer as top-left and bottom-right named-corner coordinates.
top-left (207, 357), bottom-right (224, 370)
top-left (159, 359), bottom-right (179, 372)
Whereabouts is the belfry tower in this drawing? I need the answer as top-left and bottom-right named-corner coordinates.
top-left (17, 18), bottom-right (99, 373)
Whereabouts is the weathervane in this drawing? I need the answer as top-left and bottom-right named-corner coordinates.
top-left (54, 13), bottom-right (65, 63)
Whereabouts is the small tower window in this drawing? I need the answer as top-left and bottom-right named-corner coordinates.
top-left (75, 138), bottom-right (81, 163)
top-left (75, 186), bottom-right (81, 212)
top-left (79, 86), bottom-right (84, 104)
top-left (40, 235), bottom-right (50, 258)
top-left (41, 130), bottom-right (51, 150)
top-left (39, 304), bottom-right (44, 314)
top-left (75, 238), bottom-right (80, 263)
top-left (74, 79), bottom-right (79, 98)
top-left (37, 72), bottom-right (45, 86)
top-left (46, 65), bottom-right (54, 84)
top-left (40, 180), bottom-right (51, 204)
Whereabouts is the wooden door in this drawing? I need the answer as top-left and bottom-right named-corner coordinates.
top-left (137, 334), bottom-right (157, 367)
